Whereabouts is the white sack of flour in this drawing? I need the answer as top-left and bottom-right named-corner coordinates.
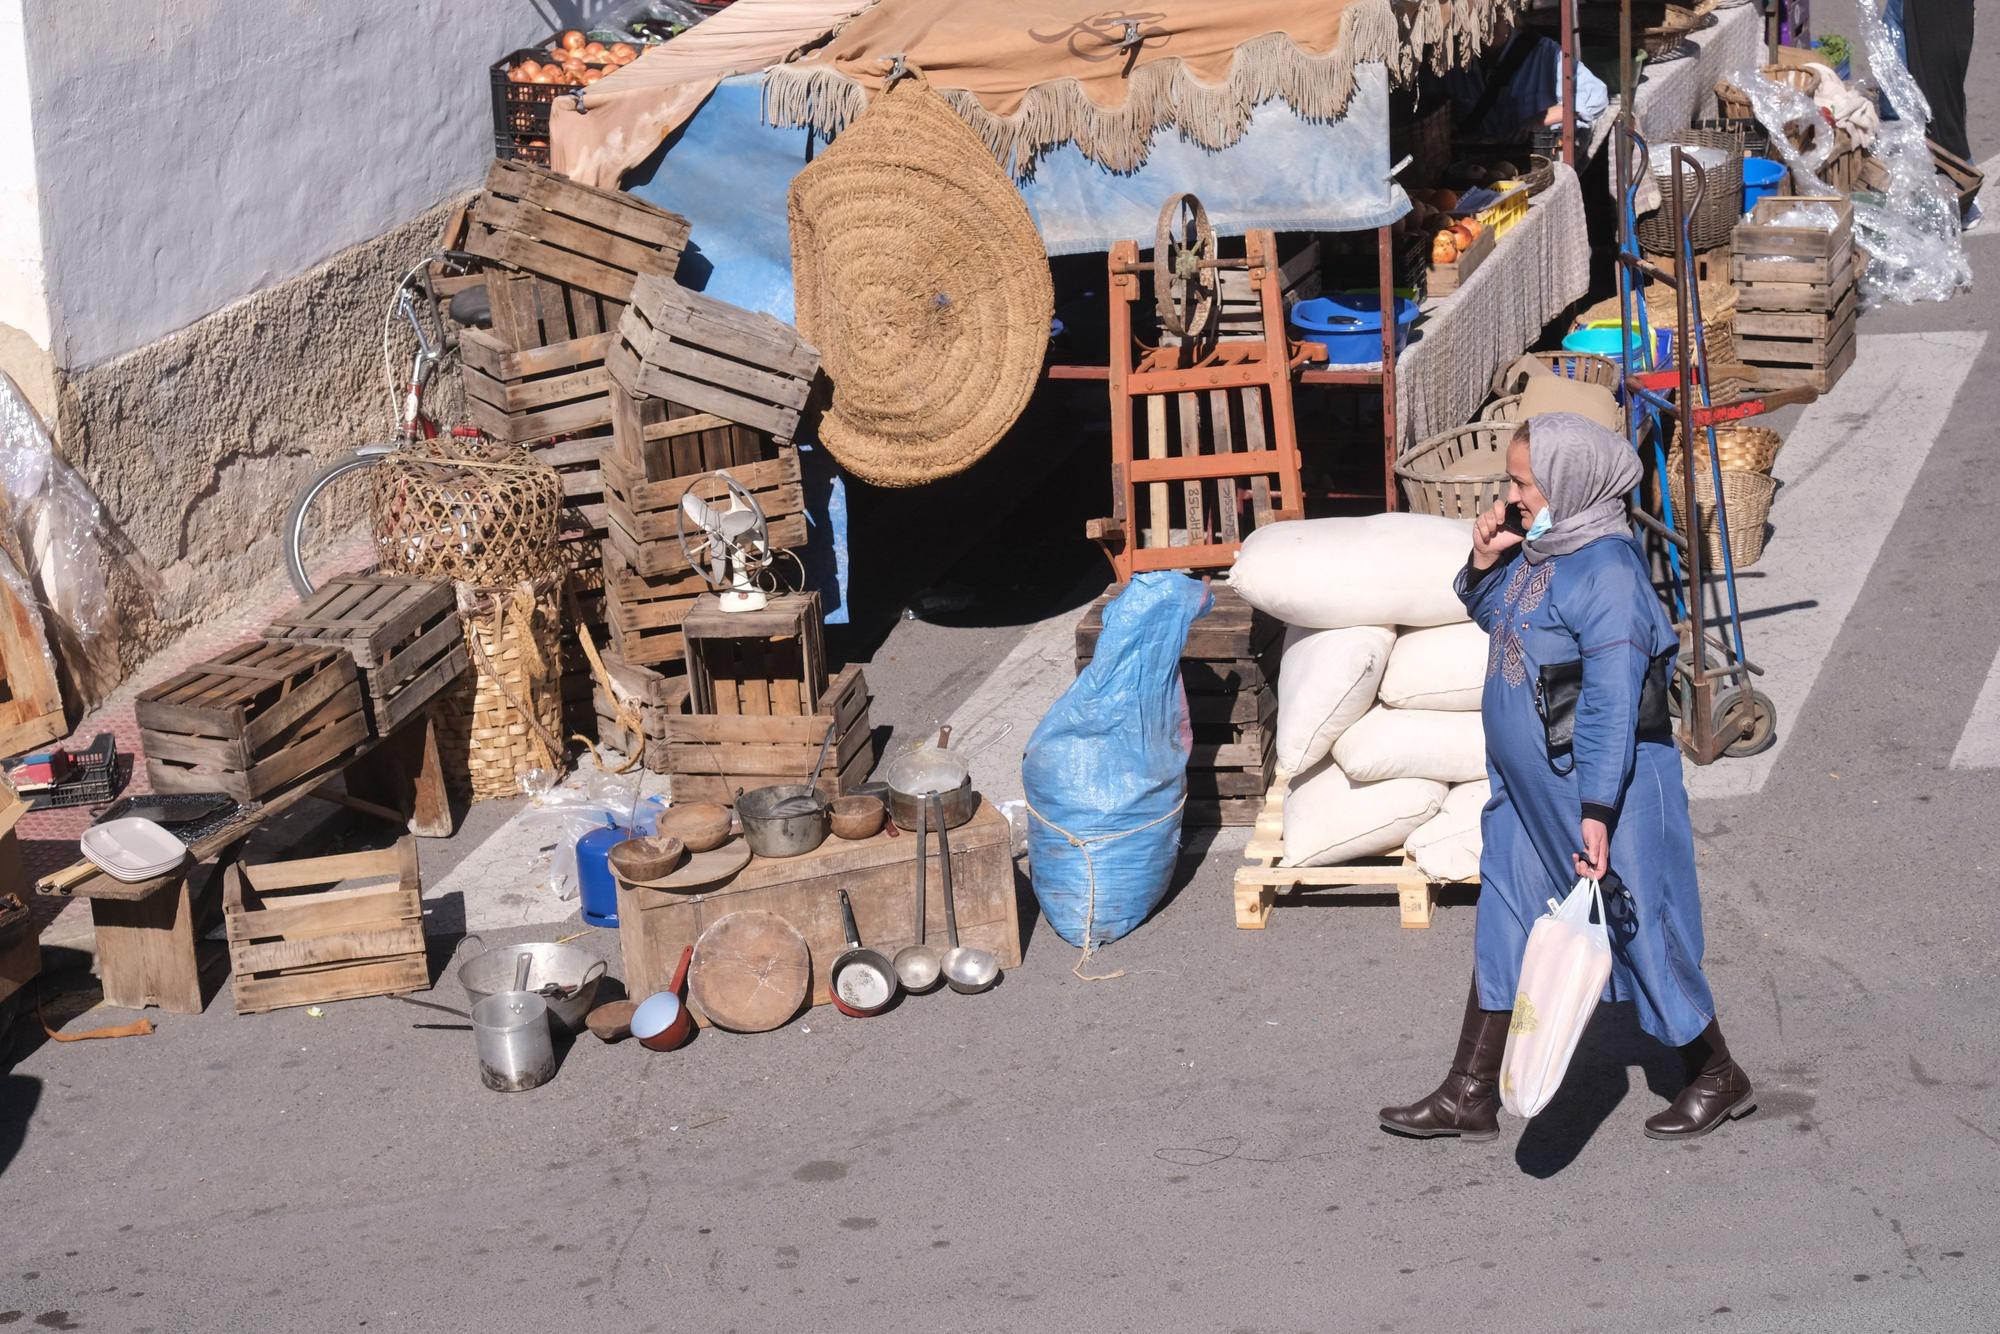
top-left (1405, 780), bottom-right (1491, 882)
top-left (1333, 706), bottom-right (1487, 784)
top-left (1282, 758), bottom-right (1447, 867)
top-left (1380, 621), bottom-right (1490, 711)
top-left (1229, 514), bottom-right (1473, 630)
top-left (1276, 624), bottom-right (1397, 773)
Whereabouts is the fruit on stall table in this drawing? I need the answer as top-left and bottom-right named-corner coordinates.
top-left (1432, 233), bottom-right (1459, 264)
top-left (560, 29), bottom-right (586, 51)
top-left (610, 42), bottom-right (638, 64)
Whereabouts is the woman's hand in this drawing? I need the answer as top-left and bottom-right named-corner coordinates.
top-left (1471, 500), bottom-right (1524, 569)
top-left (1573, 817), bottom-right (1609, 880)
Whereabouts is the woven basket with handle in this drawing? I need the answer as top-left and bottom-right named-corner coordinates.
top-left (433, 572), bottom-right (567, 803)
top-left (1668, 466), bottom-right (1776, 571)
top-left (1396, 422), bottom-right (1514, 520)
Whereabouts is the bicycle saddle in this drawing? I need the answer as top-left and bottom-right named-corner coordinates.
top-left (448, 283), bottom-right (493, 330)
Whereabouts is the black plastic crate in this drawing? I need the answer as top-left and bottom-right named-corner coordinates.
top-left (19, 733), bottom-right (124, 811)
top-left (94, 792), bottom-right (247, 848)
top-left (491, 47), bottom-right (580, 166)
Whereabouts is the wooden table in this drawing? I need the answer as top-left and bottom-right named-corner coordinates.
top-left (35, 711), bottom-right (453, 1014)
top-left (616, 799), bottom-right (1020, 1019)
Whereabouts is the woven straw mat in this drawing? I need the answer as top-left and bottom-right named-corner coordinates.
top-left (787, 78), bottom-right (1054, 489)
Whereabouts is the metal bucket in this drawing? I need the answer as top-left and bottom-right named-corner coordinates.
top-left (473, 991), bottom-right (556, 1093)
top-left (457, 938), bottom-right (607, 1034)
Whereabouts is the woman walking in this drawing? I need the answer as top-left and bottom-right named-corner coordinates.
top-left (1379, 413), bottom-right (1754, 1142)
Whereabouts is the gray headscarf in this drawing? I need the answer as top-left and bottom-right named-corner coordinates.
top-left (1520, 412), bottom-right (1642, 564)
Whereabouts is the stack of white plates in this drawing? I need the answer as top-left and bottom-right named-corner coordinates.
top-left (79, 818), bottom-right (189, 883)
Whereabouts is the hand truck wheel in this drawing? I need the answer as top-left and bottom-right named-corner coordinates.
top-left (1720, 688), bottom-right (1777, 758)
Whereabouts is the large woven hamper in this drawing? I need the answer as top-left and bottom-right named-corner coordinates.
top-left (434, 574), bottom-right (567, 802)
top-left (1396, 422), bottom-right (1512, 520)
top-left (1668, 466), bottom-right (1776, 571)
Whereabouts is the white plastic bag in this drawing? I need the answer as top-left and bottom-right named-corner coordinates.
top-left (1499, 878), bottom-right (1613, 1118)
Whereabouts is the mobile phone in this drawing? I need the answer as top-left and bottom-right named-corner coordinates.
top-left (1501, 506), bottom-right (1528, 537)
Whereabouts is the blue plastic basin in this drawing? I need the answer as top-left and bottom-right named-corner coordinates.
top-left (1291, 292), bottom-right (1421, 365)
top-left (1562, 323), bottom-right (1673, 371)
top-left (1742, 157), bottom-right (1787, 216)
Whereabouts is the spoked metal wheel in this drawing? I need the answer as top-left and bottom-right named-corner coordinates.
top-left (1153, 192), bottom-right (1218, 342)
top-left (284, 447), bottom-right (393, 598)
top-left (1720, 688), bottom-right (1778, 758)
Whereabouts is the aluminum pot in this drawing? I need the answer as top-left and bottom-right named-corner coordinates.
top-left (457, 938), bottom-right (607, 1034)
top-left (473, 991), bottom-right (555, 1092)
top-left (885, 726), bottom-right (977, 831)
top-left (737, 784), bottom-right (829, 858)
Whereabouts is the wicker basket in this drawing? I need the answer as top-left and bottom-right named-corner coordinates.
top-left (1640, 3), bottom-right (1701, 58)
top-left (1668, 425), bottom-right (1783, 474)
top-left (1397, 422), bottom-right (1513, 520)
top-left (1637, 129), bottom-right (1745, 256)
top-left (1495, 351), bottom-right (1624, 397)
top-left (1668, 466), bottom-right (1776, 570)
top-left (1692, 115), bottom-right (1770, 161)
top-left (371, 438), bottom-right (564, 587)
top-left (1574, 280), bottom-right (1739, 367)
top-left (1715, 66), bottom-right (1821, 122)
top-left (1392, 103), bottom-right (1453, 187)
top-left (434, 574), bottom-right (567, 802)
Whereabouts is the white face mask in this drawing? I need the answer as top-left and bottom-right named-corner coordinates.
top-left (1525, 506), bottom-right (1554, 540)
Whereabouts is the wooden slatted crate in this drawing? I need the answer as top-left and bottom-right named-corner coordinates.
top-left (464, 159), bottom-right (689, 350)
top-left (664, 663), bottom-right (873, 806)
top-left (591, 651), bottom-right (687, 773)
top-left (603, 554), bottom-right (709, 669)
top-left (1730, 195), bottom-right (1858, 394)
top-left (262, 575), bottom-right (467, 735)
top-left (1075, 583), bottom-right (1280, 827)
top-left (601, 445), bottom-right (807, 580)
top-left (683, 593), bottom-right (827, 718)
top-left (608, 275), bottom-right (820, 446)
top-left (459, 328), bottom-right (613, 446)
top-left (531, 431), bottom-right (611, 545)
top-left (0, 557), bottom-right (65, 761)
top-left (222, 839), bottom-right (428, 1014)
top-left (136, 642), bottom-right (371, 802)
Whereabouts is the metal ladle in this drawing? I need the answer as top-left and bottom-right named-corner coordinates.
top-left (891, 798), bottom-right (943, 993)
top-left (934, 793), bottom-right (1000, 994)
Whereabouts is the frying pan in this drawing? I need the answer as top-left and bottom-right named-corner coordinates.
top-left (828, 889), bottom-right (899, 1017)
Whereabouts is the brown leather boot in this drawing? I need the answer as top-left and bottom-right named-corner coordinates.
top-left (1644, 1018), bottom-right (1755, 1140)
top-left (1379, 978), bottom-right (1510, 1141)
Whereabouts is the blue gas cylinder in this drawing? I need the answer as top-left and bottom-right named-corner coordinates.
top-left (577, 824), bottom-right (630, 928)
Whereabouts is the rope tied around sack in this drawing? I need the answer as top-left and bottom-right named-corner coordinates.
top-left (1025, 796), bottom-right (1186, 982)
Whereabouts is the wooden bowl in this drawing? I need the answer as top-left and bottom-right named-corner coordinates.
top-left (829, 794), bottom-right (887, 840)
top-left (652, 802), bottom-right (733, 853)
top-left (609, 835), bottom-right (686, 883)
top-left (585, 999), bottom-right (639, 1043)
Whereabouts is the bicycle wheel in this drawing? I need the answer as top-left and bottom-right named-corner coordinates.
top-left (285, 448), bottom-right (392, 597)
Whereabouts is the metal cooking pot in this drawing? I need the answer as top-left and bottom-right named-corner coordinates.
top-left (473, 991), bottom-right (555, 1093)
top-left (738, 783), bottom-right (829, 858)
top-left (457, 938), bottom-right (607, 1034)
top-left (885, 726), bottom-right (977, 831)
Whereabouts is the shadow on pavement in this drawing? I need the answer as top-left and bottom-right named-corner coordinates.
top-left (1514, 1001), bottom-right (1684, 1178)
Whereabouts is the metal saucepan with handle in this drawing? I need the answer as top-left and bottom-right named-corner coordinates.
top-left (829, 888), bottom-right (899, 1017)
top-left (885, 725), bottom-right (976, 831)
top-left (739, 721), bottom-right (838, 857)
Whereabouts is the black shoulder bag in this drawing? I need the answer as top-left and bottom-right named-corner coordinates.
top-left (1533, 652), bottom-right (1676, 775)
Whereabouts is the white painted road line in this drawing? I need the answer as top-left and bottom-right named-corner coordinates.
top-left (1686, 331), bottom-right (1984, 799)
top-left (1950, 647), bottom-right (2000, 769)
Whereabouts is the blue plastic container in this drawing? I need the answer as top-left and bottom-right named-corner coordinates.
top-left (577, 824), bottom-right (629, 928)
top-left (1562, 323), bottom-right (1673, 371)
top-left (1290, 292), bottom-right (1421, 365)
top-left (1742, 157), bottom-right (1786, 216)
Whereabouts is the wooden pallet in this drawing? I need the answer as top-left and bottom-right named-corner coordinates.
top-left (222, 838), bottom-right (428, 1015)
top-left (459, 328), bottom-right (613, 446)
top-left (609, 275), bottom-right (821, 446)
top-left (263, 575), bottom-right (467, 734)
top-left (1234, 770), bottom-right (1467, 930)
top-left (465, 159), bottom-right (689, 350)
top-left (602, 553), bottom-right (709, 668)
top-left (601, 445), bottom-right (807, 580)
top-left (0, 540), bottom-right (65, 760)
top-left (592, 651), bottom-right (686, 773)
top-left (137, 642), bottom-right (370, 802)
top-left (683, 593), bottom-right (827, 717)
top-left (663, 662), bottom-right (873, 806)
top-left (1076, 584), bottom-right (1279, 827)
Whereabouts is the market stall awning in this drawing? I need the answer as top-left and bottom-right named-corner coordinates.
top-left (550, 0), bottom-right (877, 188)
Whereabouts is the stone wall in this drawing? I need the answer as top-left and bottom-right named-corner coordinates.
top-left (50, 195), bottom-right (473, 691)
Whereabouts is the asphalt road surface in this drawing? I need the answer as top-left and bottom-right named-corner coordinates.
top-left (7, 7), bottom-right (2000, 1331)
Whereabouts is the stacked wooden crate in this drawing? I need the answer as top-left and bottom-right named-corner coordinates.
top-left (262, 575), bottom-right (467, 734)
top-left (663, 661), bottom-right (875, 804)
top-left (222, 839), bottom-right (428, 1014)
top-left (136, 643), bottom-right (371, 802)
top-left (1073, 584), bottom-right (1279, 827)
top-left (457, 159), bottom-right (691, 551)
top-left (598, 273), bottom-right (820, 689)
top-left (1730, 195), bottom-right (1857, 394)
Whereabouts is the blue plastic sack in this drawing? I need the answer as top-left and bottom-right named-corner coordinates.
top-left (1023, 573), bottom-right (1210, 949)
